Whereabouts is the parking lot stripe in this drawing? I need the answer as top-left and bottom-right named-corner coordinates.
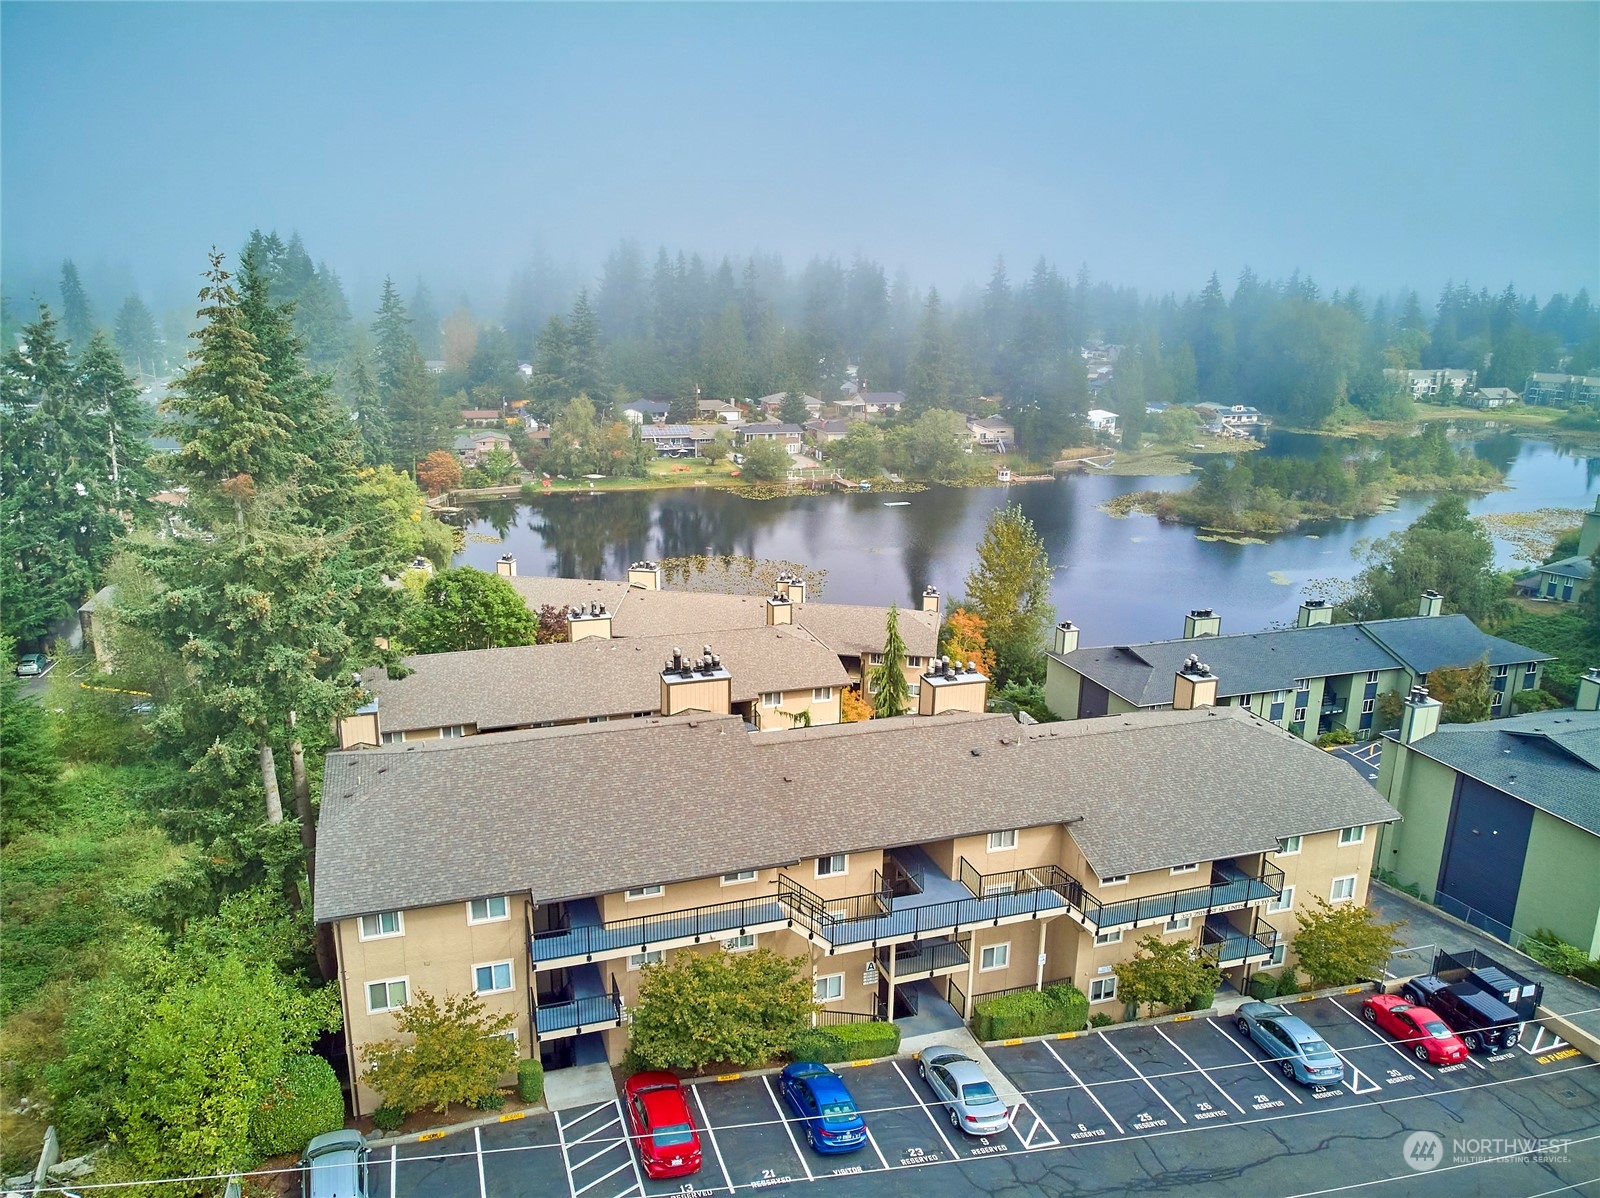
top-left (892, 1060), bottom-right (964, 1160)
top-left (1012, 1099), bottom-right (1061, 1148)
top-left (1154, 1024), bottom-right (1246, 1113)
top-left (474, 1126), bottom-right (487, 1198)
top-left (388, 1144), bottom-right (397, 1198)
top-left (1206, 1019), bottom-right (1303, 1103)
top-left (1328, 998), bottom-right (1436, 1080)
top-left (761, 1074), bottom-right (815, 1181)
top-left (568, 1111), bottom-right (623, 1147)
top-left (1041, 1040), bottom-right (1125, 1134)
top-left (864, 1126), bottom-right (892, 1171)
top-left (573, 1160), bottom-right (632, 1197)
top-left (1102, 1034), bottom-right (1187, 1124)
top-left (690, 1082), bottom-right (735, 1193)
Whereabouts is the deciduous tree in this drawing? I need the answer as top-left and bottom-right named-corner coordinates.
top-left (1112, 933), bottom-right (1221, 1018)
top-left (403, 567), bottom-right (538, 653)
top-left (1426, 657), bottom-right (1494, 724)
top-left (362, 990), bottom-right (516, 1114)
top-left (739, 437), bottom-right (792, 483)
top-left (938, 606), bottom-right (995, 677)
top-left (1292, 897), bottom-right (1404, 987)
top-left (628, 948), bottom-right (817, 1072)
top-left (1348, 496), bottom-right (1509, 625)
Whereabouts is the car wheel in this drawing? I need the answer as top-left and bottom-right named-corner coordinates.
top-left (917, 1061), bottom-right (926, 1079)
top-left (1237, 1017), bottom-right (1250, 1035)
top-left (1280, 1060), bottom-right (1296, 1080)
top-left (1414, 1045), bottom-right (1431, 1063)
top-left (807, 1128), bottom-right (818, 1150)
top-left (1503, 1033), bottom-right (1518, 1049)
top-left (1463, 1033), bottom-right (1481, 1051)
top-left (1363, 1005), bottom-right (1377, 1023)
top-left (948, 1109), bottom-right (961, 1130)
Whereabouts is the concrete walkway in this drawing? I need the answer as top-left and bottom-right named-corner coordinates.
top-left (541, 1062), bottom-right (618, 1112)
top-left (900, 1024), bottom-right (1024, 1111)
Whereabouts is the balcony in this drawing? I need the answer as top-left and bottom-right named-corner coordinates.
top-left (532, 893), bottom-right (790, 966)
top-left (533, 967), bottom-right (624, 1040)
top-left (1201, 913), bottom-right (1279, 966)
top-left (1089, 858), bottom-right (1284, 932)
top-left (880, 936), bottom-right (969, 981)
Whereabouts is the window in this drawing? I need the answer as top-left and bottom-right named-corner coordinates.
top-left (439, 724), bottom-right (465, 739)
top-left (1098, 874), bottom-right (1128, 886)
top-left (625, 885), bottom-right (665, 900)
top-left (1094, 929), bottom-right (1123, 946)
top-left (979, 943), bottom-right (1010, 972)
top-left (907, 655), bottom-right (923, 668)
top-left (1089, 976), bottom-right (1118, 1003)
top-left (473, 961), bottom-right (513, 994)
top-left (381, 731), bottom-right (403, 745)
top-left (1330, 875), bottom-right (1357, 902)
top-left (359, 911), bottom-right (403, 940)
top-left (723, 933), bottom-right (756, 952)
top-left (1492, 690), bottom-right (1504, 709)
top-left (1495, 664), bottom-right (1509, 678)
top-left (868, 653), bottom-right (884, 666)
top-left (1270, 944), bottom-right (1287, 967)
top-left (814, 973), bottom-right (844, 1002)
top-left (1366, 671), bottom-right (1380, 684)
top-left (628, 950), bottom-right (664, 970)
top-left (761, 691), bottom-right (783, 708)
top-left (988, 830), bottom-right (1018, 852)
top-left (1238, 694), bottom-right (1254, 707)
top-left (1164, 915), bottom-right (1193, 933)
top-left (1361, 698), bottom-right (1375, 715)
top-left (816, 854), bottom-right (847, 878)
top-left (1170, 862), bottom-right (1198, 876)
top-left (587, 715), bottom-right (609, 724)
top-left (721, 870), bottom-right (757, 885)
top-left (1293, 679), bottom-right (1310, 692)
top-left (1338, 826), bottom-right (1365, 846)
top-left (866, 676), bottom-right (880, 695)
top-left (468, 896), bottom-right (508, 923)
top-left (983, 882), bottom-right (1015, 897)
top-left (366, 978), bottom-right (408, 1013)
top-left (907, 682), bottom-right (920, 698)
top-left (1276, 836), bottom-right (1301, 856)
top-left (1525, 664), bottom-right (1538, 682)
top-left (1268, 885), bottom-right (1295, 914)
top-left (1293, 707), bottom-right (1307, 724)
top-left (812, 687), bottom-right (833, 702)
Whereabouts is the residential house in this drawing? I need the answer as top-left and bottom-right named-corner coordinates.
top-left (804, 418), bottom-right (853, 444)
top-left (621, 401), bottom-right (672, 424)
top-left (1044, 595), bottom-right (1551, 742)
top-left (1514, 495), bottom-right (1600, 604)
top-left (1193, 403), bottom-right (1264, 430)
top-left (966, 415), bottom-right (1015, 451)
top-left (861, 392), bottom-right (905, 414)
top-left (1468, 387), bottom-right (1519, 409)
top-left (459, 408), bottom-right (503, 427)
top-left (740, 423), bottom-right (805, 453)
top-left (1385, 368), bottom-right (1478, 399)
top-left (756, 393), bottom-right (822, 418)
top-left (315, 702), bottom-right (1398, 1109)
top-left (835, 396), bottom-right (868, 418)
top-left (452, 431), bottom-right (515, 467)
top-left (1377, 676), bottom-right (1600, 956)
top-left (639, 424), bottom-right (716, 457)
top-left (696, 399), bottom-right (743, 424)
top-left (1085, 409), bottom-right (1120, 436)
top-left (1523, 373), bottom-right (1600, 407)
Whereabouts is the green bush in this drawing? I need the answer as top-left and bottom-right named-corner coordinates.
top-left (1088, 1012), bottom-right (1115, 1028)
top-left (1525, 930), bottom-right (1600, 981)
top-left (1187, 988), bottom-right (1217, 1012)
top-left (1316, 727), bottom-right (1356, 748)
top-left (474, 1090), bottom-right (506, 1111)
top-left (972, 985), bottom-right (1089, 1040)
top-left (829, 1021), bottom-right (900, 1060)
top-left (371, 1105), bottom-right (405, 1132)
top-left (517, 1058), bottom-right (544, 1104)
top-left (1275, 969), bottom-right (1302, 997)
top-left (789, 1028), bottom-right (847, 1065)
top-left (1248, 975), bottom-right (1278, 1002)
top-left (249, 1054), bottom-right (346, 1157)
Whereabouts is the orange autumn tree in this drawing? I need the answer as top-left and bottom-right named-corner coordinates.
top-left (840, 687), bottom-right (873, 723)
top-left (416, 450), bottom-right (461, 496)
top-left (939, 605), bottom-right (996, 677)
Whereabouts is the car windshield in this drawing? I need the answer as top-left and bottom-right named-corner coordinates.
top-left (1301, 1038), bottom-right (1334, 1059)
top-left (652, 1122), bottom-right (694, 1147)
top-left (1423, 1021), bottom-right (1453, 1038)
top-left (821, 1101), bottom-right (857, 1118)
top-left (961, 1081), bottom-right (1000, 1105)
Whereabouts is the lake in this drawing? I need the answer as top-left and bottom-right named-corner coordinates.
top-left (453, 431), bottom-right (1600, 646)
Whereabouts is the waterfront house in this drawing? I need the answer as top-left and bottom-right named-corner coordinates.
top-left (1513, 496), bottom-right (1599, 604)
top-left (966, 415), bottom-right (1015, 451)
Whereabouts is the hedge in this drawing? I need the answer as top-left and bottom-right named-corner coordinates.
top-left (1275, 969), bottom-right (1302, 997)
top-left (789, 1029), bottom-right (846, 1064)
top-left (1248, 975), bottom-right (1278, 1002)
top-left (789, 1022), bottom-right (900, 1065)
top-left (249, 1054), bottom-right (346, 1157)
top-left (971, 984), bottom-right (1088, 1041)
top-left (518, 1058), bottom-right (544, 1104)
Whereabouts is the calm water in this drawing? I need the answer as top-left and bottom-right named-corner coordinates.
top-left (455, 432), bottom-right (1600, 646)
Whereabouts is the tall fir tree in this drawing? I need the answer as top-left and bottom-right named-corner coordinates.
top-left (59, 260), bottom-right (96, 347)
top-left (869, 605), bottom-right (912, 718)
top-left (566, 289), bottom-right (607, 406)
top-left (905, 288), bottom-right (951, 416)
top-left (114, 295), bottom-right (161, 376)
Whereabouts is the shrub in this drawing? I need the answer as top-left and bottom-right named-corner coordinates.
top-left (972, 984), bottom-right (1088, 1040)
top-left (1316, 727), bottom-right (1356, 748)
top-left (361, 990), bottom-right (517, 1113)
top-left (1275, 969), bottom-right (1302, 997)
top-left (789, 1029), bottom-right (847, 1065)
top-left (1524, 930), bottom-right (1600, 980)
top-left (1248, 975), bottom-right (1278, 1002)
top-left (1088, 1012), bottom-right (1115, 1028)
top-left (474, 1090), bottom-right (506, 1111)
top-left (517, 1058), bottom-right (544, 1104)
top-left (371, 1105), bottom-right (404, 1132)
top-left (829, 1021), bottom-right (900, 1060)
top-left (1187, 988), bottom-right (1217, 1012)
top-left (249, 1054), bottom-right (346, 1157)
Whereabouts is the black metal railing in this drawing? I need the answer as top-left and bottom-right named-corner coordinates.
top-left (969, 975), bottom-right (1076, 1006)
top-left (782, 869), bottom-right (1080, 947)
top-left (533, 973), bottom-right (624, 1038)
top-left (532, 891), bottom-right (790, 962)
top-left (959, 857), bottom-right (1094, 907)
top-left (1200, 912), bottom-right (1280, 966)
top-left (1091, 857), bottom-right (1284, 931)
top-left (946, 977), bottom-right (967, 1015)
top-left (884, 937), bottom-right (970, 978)
top-left (815, 1008), bottom-right (878, 1026)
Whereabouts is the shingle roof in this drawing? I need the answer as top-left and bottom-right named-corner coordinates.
top-left (313, 706), bottom-right (1399, 921)
top-left (362, 626), bottom-right (849, 733)
top-left (1516, 556), bottom-right (1594, 583)
top-left (1385, 710), bottom-right (1600, 838)
top-left (1056, 615), bottom-right (1550, 706)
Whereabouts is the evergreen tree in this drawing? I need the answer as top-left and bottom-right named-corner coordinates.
top-left (869, 604), bottom-right (912, 718)
top-left (114, 295), bottom-right (160, 376)
top-left (59, 260), bottom-right (96, 346)
top-left (566, 290), bottom-right (607, 405)
top-left (389, 342), bottom-right (446, 471)
top-left (408, 279), bottom-right (443, 360)
top-left (965, 504), bottom-right (1056, 686)
top-left (76, 331), bottom-right (156, 504)
top-left (778, 385), bottom-right (811, 426)
top-left (370, 277), bottom-right (418, 466)
top-left (344, 354), bottom-right (389, 466)
top-left (905, 288), bottom-right (951, 416)
top-left (529, 315), bottom-right (572, 422)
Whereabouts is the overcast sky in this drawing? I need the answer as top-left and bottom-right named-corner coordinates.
top-left (4, 1), bottom-right (1596, 314)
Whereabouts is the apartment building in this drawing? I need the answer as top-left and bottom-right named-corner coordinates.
top-left (316, 701), bottom-right (1399, 1113)
top-left (1384, 368), bottom-right (1478, 398)
top-left (1045, 594), bottom-right (1550, 741)
top-left (1523, 373), bottom-right (1600, 407)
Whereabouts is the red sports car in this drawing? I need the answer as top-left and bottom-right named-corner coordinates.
top-left (623, 1071), bottom-right (703, 1179)
top-left (1362, 993), bottom-right (1470, 1064)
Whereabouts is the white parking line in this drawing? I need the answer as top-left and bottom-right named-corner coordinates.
top-left (1155, 1024), bottom-right (1246, 1113)
top-left (1041, 1040), bottom-right (1125, 1135)
top-left (690, 1084), bottom-right (735, 1194)
top-left (892, 1060), bottom-right (964, 1160)
top-left (1522, 1023), bottom-right (1569, 1056)
top-left (761, 1075), bottom-right (814, 1181)
top-left (474, 1126), bottom-right (487, 1198)
top-left (864, 1126), bottom-right (892, 1171)
top-left (568, 1111), bottom-right (623, 1147)
top-left (1102, 1034), bottom-right (1188, 1124)
top-left (573, 1160), bottom-right (632, 1197)
top-left (1206, 1019), bottom-right (1303, 1104)
top-left (1329, 999), bottom-right (1436, 1080)
top-left (389, 1144), bottom-right (397, 1198)
top-left (1012, 1099), bottom-right (1061, 1148)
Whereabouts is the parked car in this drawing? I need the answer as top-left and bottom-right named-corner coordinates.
top-left (916, 1045), bottom-right (1012, 1135)
top-left (1234, 1001), bottom-right (1345, 1088)
top-left (14, 653), bottom-right (47, 677)
top-left (299, 1129), bottom-right (370, 1198)
top-left (1400, 975), bottom-right (1523, 1052)
top-left (779, 1061), bottom-right (868, 1153)
top-left (1361, 993), bottom-right (1470, 1064)
top-left (623, 1071), bottom-right (702, 1179)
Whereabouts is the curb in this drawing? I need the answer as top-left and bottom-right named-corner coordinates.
top-left (366, 1101), bottom-right (550, 1150)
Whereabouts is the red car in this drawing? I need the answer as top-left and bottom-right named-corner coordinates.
top-left (623, 1071), bottom-right (702, 1179)
top-left (1362, 993), bottom-right (1471, 1064)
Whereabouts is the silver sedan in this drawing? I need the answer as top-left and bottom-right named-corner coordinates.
top-left (916, 1045), bottom-right (1012, 1135)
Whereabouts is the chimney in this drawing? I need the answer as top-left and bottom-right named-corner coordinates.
top-left (567, 601), bottom-right (613, 642)
top-left (1053, 620), bottom-right (1079, 655)
top-left (1578, 495), bottom-right (1600, 559)
top-left (1398, 684), bottom-right (1442, 743)
top-left (495, 553), bottom-right (517, 578)
top-left (1173, 654), bottom-right (1218, 710)
top-left (1296, 599), bottom-right (1333, 628)
top-left (1418, 589), bottom-right (1444, 618)
top-left (659, 645), bottom-right (733, 716)
top-left (1576, 666), bottom-right (1600, 713)
top-left (918, 656), bottom-right (989, 716)
top-left (776, 573), bottom-right (807, 605)
top-left (1183, 608), bottom-right (1221, 638)
top-left (409, 557), bottom-right (435, 576)
top-left (765, 590), bottom-right (793, 626)
top-left (921, 586), bottom-right (941, 614)
top-left (627, 560), bottom-right (663, 591)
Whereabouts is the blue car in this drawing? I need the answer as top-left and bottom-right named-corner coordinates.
top-left (1235, 1001), bottom-right (1345, 1088)
top-left (779, 1061), bottom-right (868, 1153)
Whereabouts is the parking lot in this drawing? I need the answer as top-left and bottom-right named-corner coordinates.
top-left (366, 993), bottom-right (1600, 1197)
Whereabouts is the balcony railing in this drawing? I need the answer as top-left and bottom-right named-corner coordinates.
top-left (533, 973), bottom-right (624, 1039)
top-left (1201, 912), bottom-right (1279, 966)
top-left (881, 936), bottom-right (969, 980)
top-left (814, 1008), bottom-right (879, 1026)
top-left (969, 975), bottom-right (1075, 1007)
top-left (1090, 858), bottom-right (1284, 932)
top-left (532, 892), bottom-right (790, 963)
